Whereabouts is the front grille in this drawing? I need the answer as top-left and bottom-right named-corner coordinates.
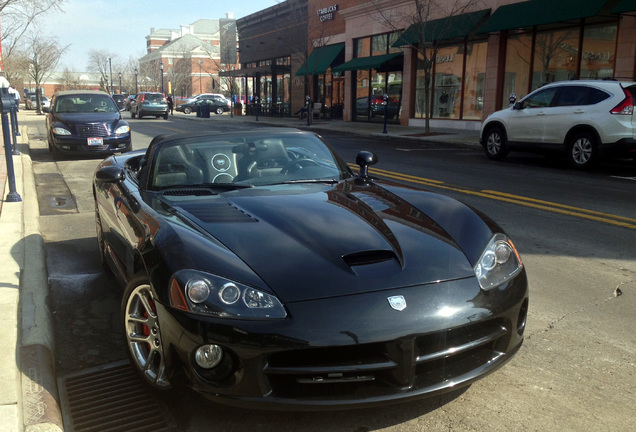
top-left (264, 320), bottom-right (509, 400)
top-left (75, 123), bottom-right (110, 137)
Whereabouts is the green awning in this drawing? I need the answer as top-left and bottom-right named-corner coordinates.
top-left (478, 0), bottom-right (608, 33)
top-left (612, 0), bottom-right (636, 13)
top-left (296, 43), bottom-right (345, 76)
top-left (393, 9), bottom-right (490, 47)
top-left (331, 52), bottom-right (403, 73)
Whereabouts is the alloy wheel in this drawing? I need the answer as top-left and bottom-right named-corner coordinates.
top-left (124, 283), bottom-right (170, 389)
top-left (570, 136), bottom-right (594, 167)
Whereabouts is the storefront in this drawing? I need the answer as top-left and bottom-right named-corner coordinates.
top-left (306, 0), bottom-right (636, 129)
top-left (222, 0), bottom-right (308, 117)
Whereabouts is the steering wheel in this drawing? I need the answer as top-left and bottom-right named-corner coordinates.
top-left (280, 158), bottom-right (320, 175)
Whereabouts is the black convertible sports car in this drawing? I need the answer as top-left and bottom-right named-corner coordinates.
top-left (93, 129), bottom-right (528, 410)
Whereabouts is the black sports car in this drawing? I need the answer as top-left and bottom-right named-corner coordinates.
top-left (93, 129), bottom-right (528, 410)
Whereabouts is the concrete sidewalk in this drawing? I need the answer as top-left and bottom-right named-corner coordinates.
top-left (0, 109), bottom-right (481, 432)
top-left (0, 111), bottom-right (63, 432)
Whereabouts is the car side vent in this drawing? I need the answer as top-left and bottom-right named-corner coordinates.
top-left (343, 250), bottom-right (396, 267)
top-left (163, 189), bottom-right (215, 196)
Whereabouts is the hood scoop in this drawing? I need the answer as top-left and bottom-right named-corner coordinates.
top-left (176, 202), bottom-right (258, 223)
top-left (343, 249), bottom-right (403, 278)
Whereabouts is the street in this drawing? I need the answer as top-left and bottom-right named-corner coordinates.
top-left (23, 112), bottom-right (636, 431)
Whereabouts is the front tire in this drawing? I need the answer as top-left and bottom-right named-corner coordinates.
top-left (215, 107), bottom-right (224, 115)
top-left (568, 132), bottom-right (597, 169)
top-left (184, 107), bottom-right (192, 114)
top-left (484, 126), bottom-right (508, 160)
top-left (122, 274), bottom-right (171, 390)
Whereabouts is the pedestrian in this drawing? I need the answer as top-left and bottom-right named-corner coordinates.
top-left (167, 94), bottom-right (174, 115)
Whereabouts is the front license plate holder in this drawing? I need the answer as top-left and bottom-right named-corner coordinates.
top-left (87, 137), bottom-right (103, 146)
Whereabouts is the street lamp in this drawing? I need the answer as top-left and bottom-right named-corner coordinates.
top-left (109, 57), bottom-right (113, 94)
top-left (199, 59), bottom-right (203, 94)
top-left (119, 72), bottom-right (122, 94)
top-left (160, 62), bottom-right (164, 94)
top-left (134, 68), bottom-right (138, 94)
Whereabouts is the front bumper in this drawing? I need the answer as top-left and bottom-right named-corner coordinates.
top-left (156, 271), bottom-right (529, 410)
top-left (50, 134), bottom-right (131, 154)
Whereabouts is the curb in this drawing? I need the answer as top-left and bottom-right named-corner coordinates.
top-left (17, 126), bottom-right (64, 431)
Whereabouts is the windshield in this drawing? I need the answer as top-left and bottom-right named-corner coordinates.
top-left (148, 133), bottom-right (354, 190)
top-left (55, 94), bottom-right (119, 113)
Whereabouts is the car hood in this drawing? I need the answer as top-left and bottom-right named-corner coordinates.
top-left (54, 112), bottom-right (122, 126)
top-left (163, 181), bottom-right (476, 303)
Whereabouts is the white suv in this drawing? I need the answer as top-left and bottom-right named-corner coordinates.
top-left (480, 80), bottom-right (636, 169)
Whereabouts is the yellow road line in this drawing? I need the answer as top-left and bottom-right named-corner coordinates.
top-left (349, 164), bottom-right (636, 230)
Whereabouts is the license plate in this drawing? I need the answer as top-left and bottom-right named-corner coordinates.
top-left (87, 137), bottom-right (103, 146)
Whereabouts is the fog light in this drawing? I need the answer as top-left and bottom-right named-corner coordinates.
top-left (195, 344), bottom-right (223, 369)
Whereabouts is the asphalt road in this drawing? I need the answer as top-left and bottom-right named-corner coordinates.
top-left (24, 113), bottom-right (636, 431)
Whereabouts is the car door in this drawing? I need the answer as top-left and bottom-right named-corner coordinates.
top-left (541, 85), bottom-right (597, 146)
top-left (506, 87), bottom-right (559, 144)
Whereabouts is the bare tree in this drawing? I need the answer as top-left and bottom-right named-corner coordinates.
top-left (371, 0), bottom-right (483, 133)
top-left (24, 32), bottom-right (67, 113)
top-left (1, 0), bottom-right (65, 62)
top-left (166, 51), bottom-right (193, 98)
top-left (87, 49), bottom-right (118, 93)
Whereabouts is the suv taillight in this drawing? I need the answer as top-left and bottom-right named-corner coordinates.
top-left (610, 87), bottom-right (634, 115)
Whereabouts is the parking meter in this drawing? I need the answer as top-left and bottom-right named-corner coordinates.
top-left (382, 94), bottom-right (389, 134)
top-left (0, 87), bottom-right (22, 202)
top-left (509, 93), bottom-right (517, 107)
top-left (306, 95), bottom-right (311, 126)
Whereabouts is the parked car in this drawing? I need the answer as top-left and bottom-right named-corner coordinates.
top-left (25, 95), bottom-right (50, 111)
top-left (480, 79), bottom-right (636, 169)
top-left (93, 129), bottom-right (528, 409)
top-left (46, 90), bottom-right (131, 156)
top-left (124, 94), bottom-right (136, 111)
top-left (111, 94), bottom-right (126, 111)
top-left (131, 92), bottom-right (169, 119)
top-left (355, 95), bottom-right (400, 118)
top-left (176, 96), bottom-right (230, 115)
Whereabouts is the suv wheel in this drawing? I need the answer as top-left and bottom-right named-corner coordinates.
top-left (484, 126), bottom-right (508, 160)
top-left (568, 132), bottom-right (597, 169)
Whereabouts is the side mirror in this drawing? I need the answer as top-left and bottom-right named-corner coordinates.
top-left (96, 165), bottom-right (125, 183)
top-left (356, 151), bottom-right (377, 180)
top-left (513, 101), bottom-right (523, 110)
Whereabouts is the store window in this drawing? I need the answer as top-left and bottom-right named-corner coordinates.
top-left (462, 41), bottom-right (487, 120)
top-left (532, 26), bottom-right (581, 90)
top-left (502, 31), bottom-right (532, 108)
top-left (432, 46), bottom-right (463, 119)
top-left (580, 24), bottom-right (616, 79)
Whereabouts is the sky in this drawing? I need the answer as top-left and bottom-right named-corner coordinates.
top-left (40, 0), bottom-right (281, 71)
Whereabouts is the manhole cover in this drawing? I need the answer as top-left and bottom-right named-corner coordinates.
top-left (57, 360), bottom-right (177, 432)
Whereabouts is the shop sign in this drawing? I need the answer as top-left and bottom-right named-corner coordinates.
top-left (317, 4), bottom-right (338, 22)
top-left (436, 53), bottom-right (455, 64)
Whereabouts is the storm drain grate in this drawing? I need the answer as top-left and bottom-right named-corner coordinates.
top-left (57, 360), bottom-right (177, 432)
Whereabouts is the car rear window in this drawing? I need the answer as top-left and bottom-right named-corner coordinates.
top-left (145, 94), bottom-right (164, 102)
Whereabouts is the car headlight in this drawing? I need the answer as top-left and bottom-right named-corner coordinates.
top-left (169, 269), bottom-right (286, 319)
top-left (474, 233), bottom-right (523, 290)
top-left (52, 127), bottom-right (71, 136)
top-left (114, 124), bottom-right (130, 134)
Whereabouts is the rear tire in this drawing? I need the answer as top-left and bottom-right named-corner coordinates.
top-left (184, 107), bottom-right (192, 114)
top-left (215, 107), bottom-right (224, 115)
top-left (568, 132), bottom-right (597, 170)
top-left (484, 126), bottom-right (508, 160)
